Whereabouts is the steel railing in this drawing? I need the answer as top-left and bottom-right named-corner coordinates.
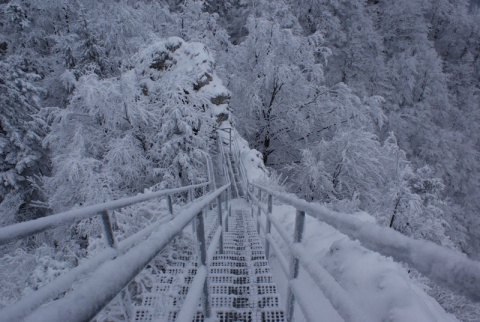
top-left (218, 127), bottom-right (250, 198)
top-left (248, 182), bottom-right (480, 322)
top-left (0, 154), bottom-right (230, 322)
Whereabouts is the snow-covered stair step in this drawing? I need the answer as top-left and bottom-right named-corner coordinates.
top-left (134, 204), bottom-right (285, 322)
top-left (132, 235), bottom-right (201, 322)
top-left (207, 208), bottom-right (286, 322)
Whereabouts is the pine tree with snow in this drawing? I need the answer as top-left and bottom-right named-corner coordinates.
top-left (0, 58), bottom-right (48, 225)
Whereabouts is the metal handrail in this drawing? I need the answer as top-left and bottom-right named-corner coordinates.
top-left (0, 182), bottom-right (209, 246)
top-left (223, 127), bottom-right (249, 198)
top-left (216, 129), bottom-right (233, 198)
top-left (0, 150), bottom-right (229, 322)
top-left (248, 189), bottom-right (369, 322)
top-left (231, 129), bottom-right (250, 194)
top-left (18, 184), bottom-right (229, 322)
top-left (249, 182), bottom-right (480, 322)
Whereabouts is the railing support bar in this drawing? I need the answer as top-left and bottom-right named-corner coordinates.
top-left (195, 210), bottom-right (211, 318)
top-left (265, 194), bottom-right (273, 259)
top-left (287, 210), bottom-right (306, 322)
top-left (256, 189), bottom-right (261, 235)
top-left (226, 186), bottom-right (230, 210)
top-left (229, 128), bottom-right (232, 151)
top-left (217, 194), bottom-right (224, 254)
top-left (167, 195), bottom-right (173, 216)
top-left (101, 211), bottom-right (116, 248)
top-left (226, 204), bottom-right (231, 233)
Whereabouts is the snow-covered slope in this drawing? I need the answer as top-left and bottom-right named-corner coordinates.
top-left (269, 204), bottom-right (459, 322)
top-left (229, 123), bottom-right (460, 321)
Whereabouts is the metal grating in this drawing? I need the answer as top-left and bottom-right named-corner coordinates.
top-left (261, 311), bottom-right (286, 322)
top-left (208, 208), bottom-right (286, 321)
top-left (217, 311), bottom-right (253, 322)
top-left (133, 232), bottom-right (200, 322)
top-left (134, 206), bottom-right (285, 322)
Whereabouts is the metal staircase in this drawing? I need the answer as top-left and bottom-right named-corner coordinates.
top-left (133, 129), bottom-right (284, 322)
top-left (209, 206), bottom-right (285, 321)
top-left (3, 127), bottom-right (479, 322)
top-left (133, 238), bottom-right (202, 322)
top-left (226, 152), bottom-right (244, 198)
top-left (133, 201), bottom-right (286, 322)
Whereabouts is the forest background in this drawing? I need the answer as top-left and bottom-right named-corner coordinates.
top-left (1, 0), bottom-right (479, 320)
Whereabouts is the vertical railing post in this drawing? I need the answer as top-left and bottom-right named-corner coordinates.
top-left (190, 189), bottom-right (196, 234)
top-left (226, 203), bottom-right (231, 233)
top-left (256, 188), bottom-right (261, 235)
top-left (209, 157), bottom-right (216, 191)
top-left (226, 186), bottom-right (230, 210)
top-left (286, 210), bottom-right (306, 322)
top-left (195, 210), bottom-right (211, 318)
top-left (265, 194), bottom-right (273, 259)
top-left (217, 193), bottom-right (224, 254)
top-left (167, 195), bottom-right (173, 217)
top-left (101, 210), bottom-right (116, 248)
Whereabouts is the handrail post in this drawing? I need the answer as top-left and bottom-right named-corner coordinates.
top-left (226, 204), bottom-right (231, 233)
top-left (195, 210), bottom-right (211, 318)
top-left (101, 211), bottom-right (117, 248)
top-left (265, 194), bottom-right (273, 259)
top-left (226, 186), bottom-right (230, 210)
top-left (256, 189), bottom-right (261, 234)
top-left (191, 188), bottom-right (196, 234)
top-left (287, 210), bottom-right (306, 322)
top-left (167, 195), bottom-right (173, 216)
top-left (229, 128), bottom-right (232, 151)
top-left (209, 156), bottom-right (216, 191)
top-left (217, 194), bottom-right (224, 254)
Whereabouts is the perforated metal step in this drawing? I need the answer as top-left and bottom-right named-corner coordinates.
top-left (133, 206), bottom-right (285, 322)
top-left (207, 209), bottom-right (285, 322)
top-left (132, 233), bottom-right (203, 322)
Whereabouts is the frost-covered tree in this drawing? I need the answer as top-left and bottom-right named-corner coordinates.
top-left (0, 58), bottom-right (48, 225)
top-left (43, 72), bottom-right (146, 211)
top-left (421, 0), bottom-right (480, 256)
top-left (44, 37), bottom-right (227, 210)
top-left (226, 6), bottom-right (327, 165)
top-left (287, 0), bottom-right (388, 98)
top-left (295, 129), bottom-right (386, 209)
top-left (134, 38), bottom-right (225, 188)
top-left (379, 133), bottom-right (453, 247)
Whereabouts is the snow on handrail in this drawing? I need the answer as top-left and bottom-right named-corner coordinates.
top-left (0, 214), bottom-right (173, 322)
top-left (0, 182), bottom-right (209, 245)
top-left (18, 184), bottom-right (229, 322)
top-left (177, 226), bottom-right (223, 322)
top-left (249, 191), bottom-right (370, 322)
top-left (252, 182), bottom-right (480, 301)
top-left (231, 129), bottom-right (249, 194)
top-left (176, 265), bottom-right (208, 322)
